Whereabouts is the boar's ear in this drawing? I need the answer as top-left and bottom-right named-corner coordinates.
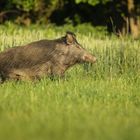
top-left (65, 31), bottom-right (76, 45)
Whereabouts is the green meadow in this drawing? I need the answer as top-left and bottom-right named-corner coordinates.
top-left (0, 23), bottom-right (140, 140)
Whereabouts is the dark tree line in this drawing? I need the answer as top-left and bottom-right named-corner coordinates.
top-left (0, 0), bottom-right (140, 38)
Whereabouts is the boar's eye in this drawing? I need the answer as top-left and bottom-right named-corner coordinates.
top-left (74, 40), bottom-right (82, 49)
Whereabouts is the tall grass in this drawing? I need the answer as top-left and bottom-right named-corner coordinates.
top-left (0, 23), bottom-right (140, 140)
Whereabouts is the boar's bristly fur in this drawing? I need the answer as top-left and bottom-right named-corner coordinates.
top-left (0, 31), bottom-right (96, 82)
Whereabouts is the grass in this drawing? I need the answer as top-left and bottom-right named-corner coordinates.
top-left (0, 23), bottom-right (140, 140)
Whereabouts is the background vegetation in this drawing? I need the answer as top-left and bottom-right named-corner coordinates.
top-left (0, 0), bottom-right (140, 38)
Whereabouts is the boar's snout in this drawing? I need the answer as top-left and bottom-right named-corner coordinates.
top-left (82, 53), bottom-right (97, 63)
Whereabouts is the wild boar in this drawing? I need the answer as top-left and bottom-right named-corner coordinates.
top-left (0, 31), bottom-right (96, 82)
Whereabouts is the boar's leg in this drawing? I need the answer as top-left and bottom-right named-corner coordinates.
top-left (7, 69), bottom-right (34, 81)
top-left (32, 62), bottom-right (65, 78)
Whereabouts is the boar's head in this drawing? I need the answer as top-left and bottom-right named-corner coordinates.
top-left (60, 31), bottom-right (96, 67)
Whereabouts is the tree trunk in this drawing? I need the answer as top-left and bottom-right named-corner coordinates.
top-left (127, 0), bottom-right (139, 38)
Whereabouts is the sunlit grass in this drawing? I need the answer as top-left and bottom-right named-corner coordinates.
top-left (0, 23), bottom-right (140, 140)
